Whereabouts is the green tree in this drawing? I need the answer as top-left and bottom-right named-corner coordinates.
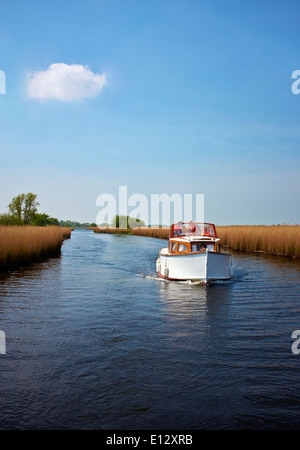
top-left (23, 193), bottom-right (39, 224)
top-left (111, 215), bottom-right (145, 229)
top-left (128, 216), bottom-right (145, 229)
top-left (8, 193), bottom-right (39, 225)
top-left (0, 213), bottom-right (23, 226)
top-left (32, 214), bottom-right (60, 226)
top-left (32, 213), bottom-right (50, 227)
top-left (47, 217), bottom-right (60, 226)
top-left (8, 193), bottom-right (25, 220)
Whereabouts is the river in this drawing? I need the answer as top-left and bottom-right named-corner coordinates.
top-left (0, 229), bottom-right (299, 430)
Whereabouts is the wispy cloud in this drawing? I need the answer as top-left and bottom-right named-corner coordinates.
top-left (27, 63), bottom-right (106, 101)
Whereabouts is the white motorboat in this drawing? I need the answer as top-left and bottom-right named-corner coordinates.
top-left (156, 222), bottom-right (234, 283)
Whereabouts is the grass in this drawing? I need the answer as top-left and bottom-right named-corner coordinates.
top-left (0, 226), bottom-right (72, 271)
top-left (94, 225), bottom-right (300, 258)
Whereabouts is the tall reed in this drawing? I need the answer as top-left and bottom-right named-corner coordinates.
top-left (216, 225), bottom-right (300, 258)
top-left (132, 227), bottom-right (170, 240)
top-left (0, 226), bottom-right (72, 270)
top-left (94, 226), bottom-right (171, 239)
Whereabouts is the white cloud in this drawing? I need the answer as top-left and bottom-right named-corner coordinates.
top-left (27, 63), bottom-right (106, 101)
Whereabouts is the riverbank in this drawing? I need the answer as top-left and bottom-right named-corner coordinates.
top-left (0, 226), bottom-right (72, 271)
top-left (93, 225), bottom-right (300, 258)
top-left (93, 226), bottom-right (170, 239)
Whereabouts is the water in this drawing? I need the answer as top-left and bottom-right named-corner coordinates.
top-left (0, 229), bottom-right (299, 430)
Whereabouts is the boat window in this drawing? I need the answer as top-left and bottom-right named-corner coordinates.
top-left (171, 242), bottom-right (177, 252)
top-left (174, 223), bottom-right (216, 237)
top-left (207, 244), bottom-right (215, 251)
top-left (191, 243), bottom-right (207, 252)
top-left (178, 244), bottom-right (187, 252)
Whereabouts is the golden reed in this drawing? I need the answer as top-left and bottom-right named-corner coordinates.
top-left (94, 226), bottom-right (170, 239)
top-left (216, 225), bottom-right (300, 258)
top-left (94, 225), bottom-right (300, 258)
top-left (0, 226), bottom-right (72, 270)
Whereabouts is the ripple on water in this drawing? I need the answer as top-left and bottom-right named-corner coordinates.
top-left (0, 230), bottom-right (299, 429)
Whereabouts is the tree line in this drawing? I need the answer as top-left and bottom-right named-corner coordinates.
top-left (0, 193), bottom-right (97, 227)
top-left (0, 193), bottom-right (145, 228)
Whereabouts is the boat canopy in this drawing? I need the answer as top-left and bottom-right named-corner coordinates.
top-left (170, 222), bottom-right (217, 238)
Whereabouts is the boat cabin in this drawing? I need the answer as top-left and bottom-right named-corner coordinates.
top-left (167, 222), bottom-right (221, 254)
top-left (170, 222), bottom-right (217, 238)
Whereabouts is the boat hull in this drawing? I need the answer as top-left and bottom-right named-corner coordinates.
top-left (156, 250), bottom-right (234, 283)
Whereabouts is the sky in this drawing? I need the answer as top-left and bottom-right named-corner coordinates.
top-left (0, 0), bottom-right (299, 225)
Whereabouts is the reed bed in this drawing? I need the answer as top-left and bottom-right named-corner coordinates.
top-left (132, 227), bottom-right (170, 240)
top-left (94, 227), bottom-right (132, 235)
top-left (216, 225), bottom-right (300, 258)
top-left (94, 226), bottom-right (171, 239)
top-left (94, 225), bottom-right (300, 258)
top-left (0, 226), bottom-right (72, 271)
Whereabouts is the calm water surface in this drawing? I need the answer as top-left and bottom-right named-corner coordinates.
top-left (0, 229), bottom-right (299, 430)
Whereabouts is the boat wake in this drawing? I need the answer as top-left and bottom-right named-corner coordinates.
top-left (137, 273), bottom-right (169, 282)
top-left (137, 273), bottom-right (225, 286)
top-left (137, 267), bottom-right (248, 286)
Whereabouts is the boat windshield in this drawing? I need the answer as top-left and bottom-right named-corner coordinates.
top-left (191, 243), bottom-right (215, 252)
top-left (171, 222), bottom-right (217, 238)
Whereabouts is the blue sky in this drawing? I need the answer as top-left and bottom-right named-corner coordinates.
top-left (0, 0), bottom-right (299, 224)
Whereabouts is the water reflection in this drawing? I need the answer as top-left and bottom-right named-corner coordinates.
top-left (0, 257), bottom-right (62, 317)
top-left (157, 278), bottom-right (233, 317)
top-left (0, 255), bottom-right (62, 285)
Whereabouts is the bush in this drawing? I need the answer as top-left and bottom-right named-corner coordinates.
top-left (0, 213), bottom-right (24, 226)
